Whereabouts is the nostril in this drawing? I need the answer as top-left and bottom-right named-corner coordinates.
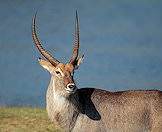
top-left (67, 84), bottom-right (75, 89)
top-left (68, 85), bottom-right (74, 89)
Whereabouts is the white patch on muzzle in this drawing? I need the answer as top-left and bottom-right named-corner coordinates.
top-left (65, 83), bottom-right (77, 93)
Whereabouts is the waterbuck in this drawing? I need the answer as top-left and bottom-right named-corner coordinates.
top-left (32, 12), bottom-right (162, 132)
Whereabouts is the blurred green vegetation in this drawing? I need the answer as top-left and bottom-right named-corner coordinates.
top-left (0, 107), bottom-right (61, 132)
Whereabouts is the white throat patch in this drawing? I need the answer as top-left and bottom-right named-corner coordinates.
top-left (52, 78), bottom-right (67, 109)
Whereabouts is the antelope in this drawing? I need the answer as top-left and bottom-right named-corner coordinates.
top-left (32, 11), bottom-right (162, 132)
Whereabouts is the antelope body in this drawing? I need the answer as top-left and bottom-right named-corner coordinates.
top-left (32, 12), bottom-right (162, 132)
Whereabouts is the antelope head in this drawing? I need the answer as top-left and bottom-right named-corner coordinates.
top-left (32, 11), bottom-right (84, 97)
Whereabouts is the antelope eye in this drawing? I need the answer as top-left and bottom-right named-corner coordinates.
top-left (55, 71), bottom-right (61, 75)
top-left (71, 72), bottom-right (74, 76)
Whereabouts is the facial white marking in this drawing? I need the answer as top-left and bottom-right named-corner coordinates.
top-left (65, 88), bottom-right (77, 93)
top-left (57, 68), bottom-right (64, 76)
top-left (65, 83), bottom-right (77, 93)
top-left (42, 65), bottom-right (50, 71)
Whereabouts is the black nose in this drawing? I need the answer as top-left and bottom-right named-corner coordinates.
top-left (67, 83), bottom-right (76, 90)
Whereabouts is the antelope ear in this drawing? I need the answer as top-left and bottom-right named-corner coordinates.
top-left (38, 58), bottom-right (55, 73)
top-left (74, 54), bottom-right (84, 69)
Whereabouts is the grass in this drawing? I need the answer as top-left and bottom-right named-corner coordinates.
top-left (0, 107), bottom-right (61, 132)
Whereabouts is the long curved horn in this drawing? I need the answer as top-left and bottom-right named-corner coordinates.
top-left (69, 11), bottom-right (80, 64)
top-left (32, 13), bottom-right (60, 66)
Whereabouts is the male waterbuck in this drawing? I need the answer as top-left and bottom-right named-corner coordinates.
top-left (32, 12), bottom-right (162, 132)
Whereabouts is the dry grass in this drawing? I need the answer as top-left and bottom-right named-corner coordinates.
top-left (0, 107), bottom-right (61, 132)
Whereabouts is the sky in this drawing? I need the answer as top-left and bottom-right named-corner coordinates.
top-left (0, 0), bottom-right (162, 106)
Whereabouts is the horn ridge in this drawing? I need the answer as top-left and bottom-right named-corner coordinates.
top-left (69, 10), bottom-right (80, 64)
top-left (32, 12), bottom-right (60, 66)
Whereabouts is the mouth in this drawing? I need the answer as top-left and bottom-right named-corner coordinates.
top-left (65, 87), bottom-right (77, 93)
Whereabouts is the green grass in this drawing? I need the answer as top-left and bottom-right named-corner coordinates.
top-left (0, 107), bottom-right (61, 132)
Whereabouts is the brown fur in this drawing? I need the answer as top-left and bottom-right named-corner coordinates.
top-left (57, 63), bottom-right (75, 87)
top-left (46, 76), bottom-right (162, 132)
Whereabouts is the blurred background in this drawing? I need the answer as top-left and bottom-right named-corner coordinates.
top-left (0, 0), bottom-right (162, 107)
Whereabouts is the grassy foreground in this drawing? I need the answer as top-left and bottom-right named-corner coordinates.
top-left (0, 107), bottom-right (61, 132)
